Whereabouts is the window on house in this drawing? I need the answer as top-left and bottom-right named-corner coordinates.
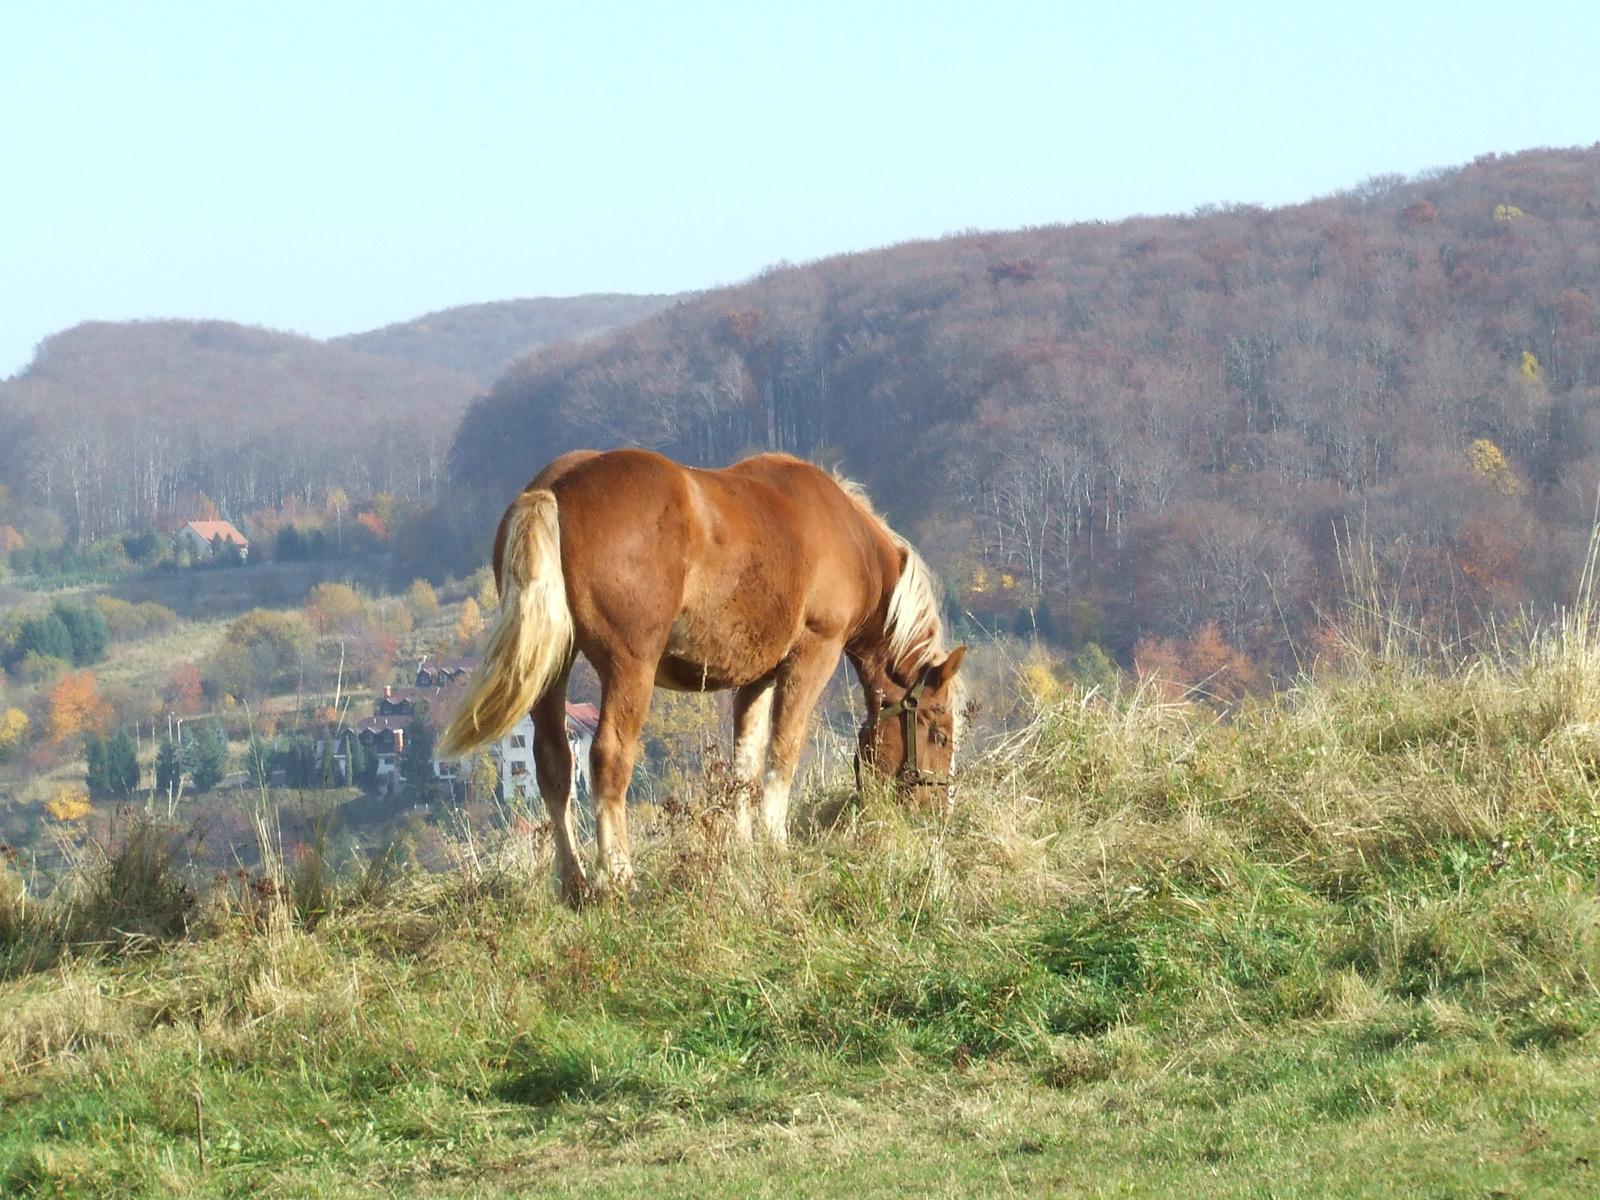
top-left (510, 734), bottom-right (528, 748)
top-left (510, 761), bottom-right (530, 775)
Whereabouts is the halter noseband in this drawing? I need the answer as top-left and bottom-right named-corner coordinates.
top-left (856, 663), bottom-right (954, 789)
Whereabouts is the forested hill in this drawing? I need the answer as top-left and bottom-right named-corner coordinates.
top-left (0, 296), bottom-right (674, 546)
top-left (333, 294), bottom-right (678, 384)
top-left (452, 146), bottom-right (1600, 670)
top-left (0, 320), bottom-right (478, 542)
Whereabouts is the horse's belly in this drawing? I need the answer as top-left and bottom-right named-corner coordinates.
top-left (654, 655), bottom-right (749, 693)
top-left (656, 606), bottom-right (789, 692)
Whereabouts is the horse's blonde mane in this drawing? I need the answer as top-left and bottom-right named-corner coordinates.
top-left (834, 474), bottom-right (946, 672)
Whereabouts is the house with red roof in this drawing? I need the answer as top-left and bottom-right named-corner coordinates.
top-left (176, 519), bottom-right (249, 562)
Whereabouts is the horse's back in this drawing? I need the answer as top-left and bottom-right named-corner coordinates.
top-left (533, 450), bottom-right (884, 684)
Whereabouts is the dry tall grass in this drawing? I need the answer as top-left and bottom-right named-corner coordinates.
top-left (6, 574), bottom-right (1600, 1199)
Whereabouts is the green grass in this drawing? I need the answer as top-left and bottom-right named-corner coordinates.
top-left (5, 635), bottom-right (1600, 1196)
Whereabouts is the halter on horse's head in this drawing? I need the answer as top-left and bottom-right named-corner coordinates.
top-left (855, 646), bottom-right (967, 803)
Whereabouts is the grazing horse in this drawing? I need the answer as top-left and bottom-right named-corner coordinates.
top-left (438, 448), bottom-right (966, 902)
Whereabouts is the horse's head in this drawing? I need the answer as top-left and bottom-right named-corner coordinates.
top-left (857, 646), bottom-right (967, 804)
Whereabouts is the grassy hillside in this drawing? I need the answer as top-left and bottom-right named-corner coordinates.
top-left (333, 295), bottom-right (679, 385)
top-left (5, 612), bottom-right (1600, 1196)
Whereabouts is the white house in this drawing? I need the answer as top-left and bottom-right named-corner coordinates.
top-left (434, 701), bottom-right (597, 807)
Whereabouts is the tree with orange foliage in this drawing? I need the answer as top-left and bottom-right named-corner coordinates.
top-left (165, 662), bottom-right (203, 715)
top-left (47, 670), bottom-right (113, 742)
top-left (455, 597), bottom-right (486, 648)
top-left (1179, 622), bottom-right (1256, 702)
top-left (1132, 636), bottom-right (1190, 702)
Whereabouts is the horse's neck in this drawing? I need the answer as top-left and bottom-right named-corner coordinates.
top-left (846, 642), bottom-right (904, 715)
top-left (844, 506), bottom-right (918, 705)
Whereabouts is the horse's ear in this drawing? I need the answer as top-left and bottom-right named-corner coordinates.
top-left (930, 645), bottom-right (967, 688)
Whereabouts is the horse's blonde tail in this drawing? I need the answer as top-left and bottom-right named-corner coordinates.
top-left (439, 489), bottom-right (573, 758)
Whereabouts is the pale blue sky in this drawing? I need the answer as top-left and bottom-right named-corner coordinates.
top-left (3, 1), bottom-right (1598, 378)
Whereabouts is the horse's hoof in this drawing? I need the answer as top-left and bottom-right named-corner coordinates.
top-left (556, 868), bottom-right (590, 910)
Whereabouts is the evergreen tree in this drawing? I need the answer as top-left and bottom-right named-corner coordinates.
top-left (274, 736), bottom-right (317, 787)
top-left (52, 602), bottom-right (108, 666)
top-left (245, 735), bottom-right (272, 789)
top-left (106, 730), bottom-right (140, 795)
top-left (12, 613), bottom-right (73, 666)
top-left (186, 725), bottom-right (229, 792)
top-left (121, 530), bottom-right (163, 564)
top-left (273, 525), bottom-right (306, 562)
top-left (348, 734), bottom-right (375, 790)
top-left (84, 733), bottom-right (110, 798)
top-left (400, 715), bottom-right (437, 801)
top-left (156, 738), bottom-right (182, 798)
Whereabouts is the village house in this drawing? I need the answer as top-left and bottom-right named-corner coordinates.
top-left (175, 519), bottom-right (249, 561)
top-left (350, 714), bottom-right (408, 792)
top-left (414, 655), bottom-right (474, 686)
top-left (349, 672), bottom-right (598, 806)
top-left (468, 702), bottom-right (598, 805)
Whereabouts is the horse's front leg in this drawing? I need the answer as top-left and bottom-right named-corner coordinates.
top-left (762, 638), bottom-right (844, 844)
top-left (730, 678), bottom-right (776, 842)
top-left (590, 657), bottom-right (653, 893)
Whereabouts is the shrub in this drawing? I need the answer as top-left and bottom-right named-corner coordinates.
top-left (120, 529), bottom-right (164, 564)
top-left (96, 596), bottom-right (178, 640)
top-left (0, 707), bottom-right (29, 762)
top-left (73, 815), bottom-right (196, 943)
top-left (201, 609), bottom-right (312, 699)
top-left (43, 785), bottom-right (91, 823)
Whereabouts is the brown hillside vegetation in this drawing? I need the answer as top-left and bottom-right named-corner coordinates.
top-left (332, 294), bottom-right (679, 384)
top-left (453, 146), bottom-right (1600, 671)
top-left (0, 321), bottom-right (479, 540)
top-left (0, 295), bottom-right (675, 545)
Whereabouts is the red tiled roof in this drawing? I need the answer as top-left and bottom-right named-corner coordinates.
top-left (565, 703), bottom-right (599, 734)
top-left (182, 520), bottom-right (248, 547)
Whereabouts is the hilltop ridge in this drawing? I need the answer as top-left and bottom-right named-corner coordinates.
top-left (332, 294), bottom-right (678, 384)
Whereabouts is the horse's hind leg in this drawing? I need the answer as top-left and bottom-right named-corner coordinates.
top-left (590, 657), bottom-right (653, 893)
top-left (532, 661), bottom-right (585, 904)
top-left (730, 678), bottom-right (776, 841)
top-left (761, 637), bottom-right (844, 844)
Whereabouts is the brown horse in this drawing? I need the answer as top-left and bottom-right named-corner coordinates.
top-left (438, 448), bottom-right (966, 902)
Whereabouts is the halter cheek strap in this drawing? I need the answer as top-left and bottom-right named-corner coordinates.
top-left (856, 664), bottom-right (954, 788)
